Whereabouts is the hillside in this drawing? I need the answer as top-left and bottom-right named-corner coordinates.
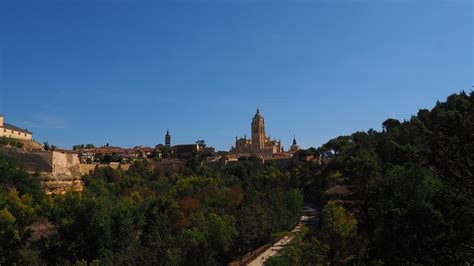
top-left (268, 91), bottom-right (474, 264)
top-left (0, 92), bottom-right (472, 265)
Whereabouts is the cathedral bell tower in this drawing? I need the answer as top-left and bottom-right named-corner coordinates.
top-left (251, 108), bottom-right (266, 153)
top-left (165, 129), bottom-right (171, 147)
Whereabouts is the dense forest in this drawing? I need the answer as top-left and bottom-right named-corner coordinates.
top-left (0, 154), bottom-right (302, 264)
top-left (268, 91), bottom-right (474, 265)
top-left (1, 92), bottom-right (473, 265)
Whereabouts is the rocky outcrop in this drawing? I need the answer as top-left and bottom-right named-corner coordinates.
top-left (38, 175), bottom-right (84, 195)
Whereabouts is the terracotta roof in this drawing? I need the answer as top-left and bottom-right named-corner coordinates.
top-left (2, 123), bottom-right (32, 134)
top-left (55, 148), bottom-right (78, 154)
top-left (131, 147), bottom-right (154, 152)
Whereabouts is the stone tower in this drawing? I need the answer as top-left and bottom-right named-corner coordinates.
top-left (165, 129), bottom-right (171, 147)
top-left (251, 108), bottom-right (266, 153)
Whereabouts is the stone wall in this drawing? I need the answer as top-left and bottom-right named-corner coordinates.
top-left (0, 147), bottom-right (83, 194)
top-left (46, 151), bottom-right (83, 194)
top-left (79, 163), bottom-right (130, 175)
top-left (52, 151), bottom-right (81, 177)
top-left (146, 159), bottom-right (185, 173)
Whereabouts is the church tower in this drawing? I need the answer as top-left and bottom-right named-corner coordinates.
top-left (165, 129), bottom-right (171, 147)
top-left (251, 108), bottom-right (266, 153)
top-left (290, 135), bottom-right (300, 152)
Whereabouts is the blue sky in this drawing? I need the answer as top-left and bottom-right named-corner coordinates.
top-left (0, 0), bottom-right (472, 150)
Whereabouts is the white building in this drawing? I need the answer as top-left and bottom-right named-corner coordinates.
top-left (0, 115), bottom-right (33, 140)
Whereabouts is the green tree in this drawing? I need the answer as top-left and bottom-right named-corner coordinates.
top-left (320, 201), bottom-right (357, 265)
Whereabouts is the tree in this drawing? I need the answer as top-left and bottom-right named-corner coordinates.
top-left (0, 190), bottom-right (38, 264)
top-left (382, 118), bottom-right (401, 132)
top-left (0, 208), bottom-right (21, 264)
top-left (320, 201), bottom-right (357, 265)
top-left (365, 165), bottom-right (445, 263)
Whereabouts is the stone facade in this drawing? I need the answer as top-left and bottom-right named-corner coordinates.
top-left (231, 109), bottom-right (283, 158)
top-left (0, 115), bottom-right (33, 140)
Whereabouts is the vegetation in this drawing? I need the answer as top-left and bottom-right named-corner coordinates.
top-left (72, 144), bottom-right (96, 150)
top-left (268, 91), bottom-right (474, 265)
top-left (0, 92), bottom-right (473, 264)
top-left (266, 202), bottom-right (358, 265)
top-left (0, 153), bottom-right (302, 264)
top-left (0, 136), bottom-right (24, 148)
top-left (96, 153), bottom-right (123, 163)
top-left (43, 142), bottom-right (56, 151)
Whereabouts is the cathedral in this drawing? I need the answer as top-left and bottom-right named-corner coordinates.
top-left (231, 109), bottom-right (284, 158)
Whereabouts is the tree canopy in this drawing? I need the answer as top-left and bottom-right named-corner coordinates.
top-left (271, 91), bottom-right (474, 264)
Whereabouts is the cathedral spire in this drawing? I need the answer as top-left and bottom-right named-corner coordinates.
top-left (165, 129), bottom-right (171, 147)
top-left (293, 135), bottom-right (297, 146)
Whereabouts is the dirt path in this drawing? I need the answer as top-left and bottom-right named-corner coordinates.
top-left (246, 204), bottom-right (319, 266)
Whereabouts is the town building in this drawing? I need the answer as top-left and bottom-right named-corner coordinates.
top-left (0, 115), bottom-right (33, 140)
top-left (173, 143), bottom-right (201, 158)
top-left (230, 109), bottom-right (284, 158)
top-left (77, 144), bottom-right (154, 164)
top-left (78, 151), bottom-right (95, 164)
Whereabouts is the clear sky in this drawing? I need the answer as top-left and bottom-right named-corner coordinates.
top-left (0, 0), bottom-right (472, 151)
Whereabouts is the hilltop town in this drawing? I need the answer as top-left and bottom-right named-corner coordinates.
top-left (0, 110), bottom-right (304, 194)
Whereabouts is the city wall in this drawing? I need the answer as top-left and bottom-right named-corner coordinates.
top-left (0, 147), bottom-right (83, 194)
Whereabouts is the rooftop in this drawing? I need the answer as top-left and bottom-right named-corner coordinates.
top-left (2, 123), bottom-right (32, 134)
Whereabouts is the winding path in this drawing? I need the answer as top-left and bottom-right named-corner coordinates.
top-left (246, 204), bottom-right (319, 266)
